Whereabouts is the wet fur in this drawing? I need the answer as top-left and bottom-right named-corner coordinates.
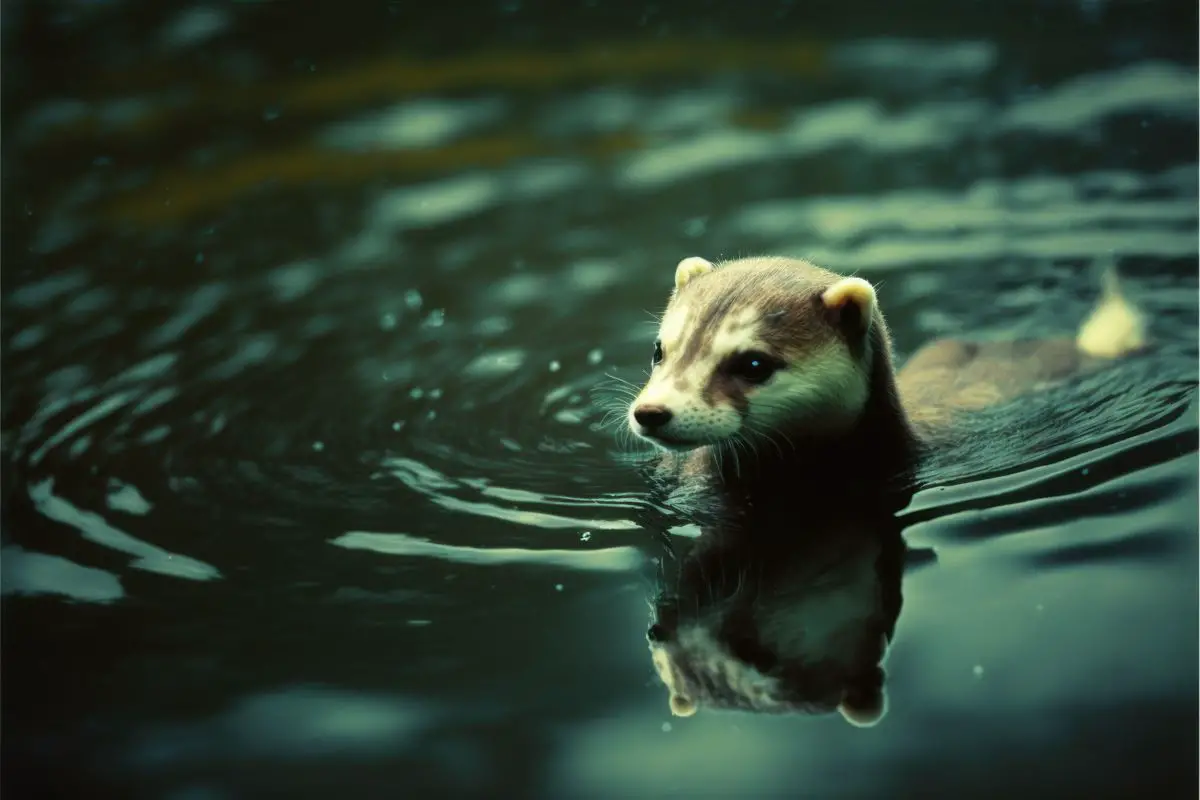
top-left (634, 256), bottom-right (1146, 491)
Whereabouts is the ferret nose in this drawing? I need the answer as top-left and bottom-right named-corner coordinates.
top-left (634, 404), bottom-right (673, 429)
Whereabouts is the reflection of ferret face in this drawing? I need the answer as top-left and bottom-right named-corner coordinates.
top-left (647, 524), bottom-right (901, 727)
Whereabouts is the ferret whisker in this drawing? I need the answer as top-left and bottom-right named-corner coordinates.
top-left (603, 372), bottom-right (642, 390)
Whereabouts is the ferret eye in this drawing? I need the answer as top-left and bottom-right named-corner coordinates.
top-left (652, 340), bottom-right (664, 366)
top-left (726, 351), bottom-right (781, 385)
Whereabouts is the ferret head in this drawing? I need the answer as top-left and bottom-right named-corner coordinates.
top-left (627, 256), bottom-right (881, 452)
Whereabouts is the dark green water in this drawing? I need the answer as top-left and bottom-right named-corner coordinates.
top-left (2, 1), bottom-right (1198, 797)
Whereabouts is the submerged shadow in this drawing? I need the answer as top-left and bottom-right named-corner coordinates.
top-left (642, 479), bottom-right (922, 727)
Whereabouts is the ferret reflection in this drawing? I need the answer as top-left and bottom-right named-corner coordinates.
top-left (645, 512), bottom-right (905, 727)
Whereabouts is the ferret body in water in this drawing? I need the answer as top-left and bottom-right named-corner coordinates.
top-left (629, 255), bottom-right (1146, 491)
top-left (627, 255), bottom-right (1147, 723)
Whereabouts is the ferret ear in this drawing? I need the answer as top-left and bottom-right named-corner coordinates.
top-left (674, 257), bottom-right (714, 291)
top-left (821, 277), bottom-right (877, 333)
top-left (838, 667), bottom-right (887, 728)
top-left (838, 688), bottom-right (887, 728)
top-left (669, 693), bottom-right (697, 717)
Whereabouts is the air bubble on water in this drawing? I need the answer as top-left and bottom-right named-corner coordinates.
top-left (464, 350), bottom-right (525, 377)
top-left (380, 312), bottom-right (398, 330)
top-left (429, 388), bottom-right (443, 400)
top-left (549, 360), bottom-right (561, 372)
top-left (426, 410), bottom-right (437, 420)
top-left (580, 531), bottom-right (592, 542)
top-left (139, 425), bottom-right (170, 444)
top-left (475, 316), bottom-right (512, 336)
top-left (312, 441), bottom-right (325, 452)
top-left (409, 387), bottom-right (424, 399)
top-left (972, 665), bottom-right (984, 678)
top-left (68, 435), bottom-right (92, 459)
top-left (683, 216), bottom-right (708, 238)
top-left (587, 348), bottom-right (603, 365)
top-left (661, 722), bottom-right (672, 733)
top-left (1081, 467), bottom-right (1089, 476)
top-left (422, 309), bottom-right (445, 328)
top-left (404, 289), bottom-right (424, 310)
top-left (392, 421), bottom-right (405, 432)
top-left (554, 583), bottom-right (564, 592)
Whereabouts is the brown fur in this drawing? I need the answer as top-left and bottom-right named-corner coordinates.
top-left (667, 257), bottom-right (849, 372)
top-left (897, 337), bottom-right (1101, 440)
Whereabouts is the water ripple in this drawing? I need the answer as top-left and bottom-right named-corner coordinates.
top-left (331, 531), bottom-right (644, 571)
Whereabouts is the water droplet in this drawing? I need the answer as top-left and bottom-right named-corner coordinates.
top-left (429, 388), bottom-right (443, 400)
top-left (580, 531), bottom-right (592, 542)
top-left (683, 217), bottom-right (708, 237)
top-left (972, 665), bottom-right (984, 678)
top-left (404, 289), bottom-right (424, 310)
top-left (661, 722), bottom-right (672, 732)
top-left (554, 583), bottom-right (564, 592)
top-left (262, 106), bottom-right (282, 122)
top-left (409, 388), bottom-right (424, 399)
top-left (1081, 467), bottom-right (1089, 476)
top-left (93, 156), bottom-right (113, 167)
top-left (549, 360), bottom-right (561, 372)
top-left (422, 309), bottom-right (445, 328)
top-left (312, 441), bottom-right (325, 452)
top-left (426, 410), bottom-right (437, 420)
top-left (380, 312), bottom-right (398, 330)
top-left (195, 252), bottom-right (205, 264)
top-left (587, 348), bottom-right (603, 365)
top-left (392, 421), bottom-right (405, 432)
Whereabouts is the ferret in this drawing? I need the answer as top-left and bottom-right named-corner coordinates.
top-left (627, 255), bottom-right (1147, 723)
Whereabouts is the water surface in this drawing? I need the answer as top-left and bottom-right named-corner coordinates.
top-left (2, 2), bottom-right (1198, 797)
